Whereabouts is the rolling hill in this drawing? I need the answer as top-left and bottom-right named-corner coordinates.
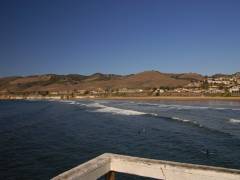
top-left (0, 71), bottom-right (204, 92)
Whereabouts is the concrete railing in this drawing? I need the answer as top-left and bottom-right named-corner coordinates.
top-left (52, 153), bottom-right (240, 180)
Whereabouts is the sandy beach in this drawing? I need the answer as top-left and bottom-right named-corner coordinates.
top-left (94, 96), bottom-right (240, 101)
top-left (1, 96), bottom-right (240, 101)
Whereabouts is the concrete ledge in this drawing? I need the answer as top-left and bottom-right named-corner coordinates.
top-left (52, 153), bottom-right (240, 180)
top-left (52, 154), bottom-right (111, 180)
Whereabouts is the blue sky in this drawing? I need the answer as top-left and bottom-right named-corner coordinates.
top-left (0, 0), bottom-right (240, 76)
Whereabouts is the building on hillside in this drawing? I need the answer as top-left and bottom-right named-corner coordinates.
top-left (152, 89), bottom-right (165, 96)
top-left (75, 90), bottom-right (88, 95)
top-left (185, 82), bottom-right (202, 88)
top-left (207, 77), bottom-right (231, 85)
top-left (229, 86), bottom-right (240, 95)
top-left (207, 88), bottom-right (225, 94)
top-left (118, 88), bottom-right (143, 94)
top-left (49, 91), bottom-right (59, 95)
top-left (237, 79), bottom-right (240, 85)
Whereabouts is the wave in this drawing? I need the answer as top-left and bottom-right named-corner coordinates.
top-left (229, 119), bottom-right (240, 124)
top-left (58, 100), bottom-right (232, 135)
top-left (86, 102), bottom-right (162, 116)
top-left (57, 100), bottom-right (235, 137)
top-left (159, 104), bottom-right (240, 111)
top-left (137, 102), bottom-right (160, 106)
top-left (85, 102), bottom-right (107, 108)
top-left (85, 102), bottom-right (204, 127)
top-left (60, 100), bottom-right (240, 111)
top-left (68, 101), bottom-right (78, 105)
top-left (135, 102), bottom-right (208, 109)
top-left (171, 116), bottom-right (191, 122)
top-left (135, 102), bottom-right (240, 111)
top-left (61, 101), bottom-right (202, 125)
top-left (60, 100), bottom-right (87, 105)
top-left (60, 100), bottom-right (77, 104)
top-left (158, 104), bottom-right (206, 110)
top-left (169, 116), bottom-right (202, 127)
top-left (95, 106), bottom-right (147, 116)
top-left (169, 116), bottom-right (231, 136)
top-left (86, 102), bottom-right (147, 116)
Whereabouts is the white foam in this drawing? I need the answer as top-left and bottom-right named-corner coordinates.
top-left (137, 102), bottom-right (159, 106)
top-left (171, 116), bottom-right (191, 122)
top-left (93, 104), bottom-right (147, 115)
top-left (171, 116), bottom-right (202, 127)
top-left (86, 102), bottom-right (106, 108)
top-left (133, 101), bottom-right (240, 111)
top-left (229, 119), bottom-right (240, 123)
top-left (63, 100), bottom-right (80, 105)
top-left (69, 101), bottom-right (78, 105)
top-left (163, 104), bottom-right (209, 110)
top-left (95, 107), bottom-right (147, 115)
top-left (150, 113), bottom-right (159, 116)
top-left (157, 104), bottom-right (240, 111)
top-left (138, 103), bottom-right (207, 110)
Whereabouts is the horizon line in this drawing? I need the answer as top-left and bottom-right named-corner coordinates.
top-left (1, 70), bottom-right (239, 78)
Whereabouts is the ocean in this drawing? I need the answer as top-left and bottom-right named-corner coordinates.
top-left (0, 99), bottom-right (240, 179)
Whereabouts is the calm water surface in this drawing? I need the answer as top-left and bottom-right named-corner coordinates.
top-left (0, 99), bottom-right (240, 179)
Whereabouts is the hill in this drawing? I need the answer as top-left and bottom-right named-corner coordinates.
top-left (0, 71), bottom-right (204, 92)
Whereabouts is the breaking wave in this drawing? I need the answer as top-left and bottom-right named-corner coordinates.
top-left (80, 102), bottom-right (203, 127)
top-left (229, 119), bottom-right (240, 124)
top-left (84, 102), bottom-right (205, 128)
top-left (171, 116), bottom-right (191, 122)
top-left (95, 106), bottom-right (147, 115)
top-left (60, 100), bottom-right (79, 105)
top-left (86, 102), bottom-right (147, 115)
top-left (171, 116), bottom-right (202, 127)
top-left (85, 103), bottom-right (222, 132)
top-left (61, 101), bottom-right (202, 125)
top-left (59, 100), bottom-right (240, 111)
top-left (59, 100), bottom-right (235, 135)
top-left (136, 102), bottom-right (240, 111)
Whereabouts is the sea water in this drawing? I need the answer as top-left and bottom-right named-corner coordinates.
top-left (0, 99), bottom-right (240, 179)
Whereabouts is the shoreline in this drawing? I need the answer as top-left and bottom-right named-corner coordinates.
top-left (94, 96), bottom-right (240, 101)
top-left (1, 96), bottom-right (240, 101)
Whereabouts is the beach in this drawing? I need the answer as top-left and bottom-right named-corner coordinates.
top-left (94, 96), bottom-right (240, 101)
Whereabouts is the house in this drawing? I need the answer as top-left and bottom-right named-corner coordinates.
top-left (229, 86), bottom-right (240, 94)
top-left (185, 82), bottom-right (202, 88)
top-left (207, 88), bottom-right (225, 94)
top-left (76, 90), bottom-right (88, 95)
top-left (118, 88), bottom-right (143, 94)
top-left (49, 91), bottom-right (59, 95)
top-left (153, 89), bottom-right (165, 96)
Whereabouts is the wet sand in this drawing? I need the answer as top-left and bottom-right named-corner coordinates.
top-left (94, 96), bottom-right (240, 101)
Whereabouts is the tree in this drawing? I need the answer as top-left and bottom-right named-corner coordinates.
top-left (202, 80), bottom-right (209, 90)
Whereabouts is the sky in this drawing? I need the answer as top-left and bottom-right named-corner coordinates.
top-left (0, 0), bottom-right (240, 77)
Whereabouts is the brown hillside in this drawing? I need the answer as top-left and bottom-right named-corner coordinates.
top-left (0, 71), bottom-right (204, 92)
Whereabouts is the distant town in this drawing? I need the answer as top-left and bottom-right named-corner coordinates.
top-left (0, 71), bottom-right (240, 100)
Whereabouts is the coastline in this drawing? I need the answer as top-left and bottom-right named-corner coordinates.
top-left (1, 96), bottom-right (240, 101)
top-left (94, 96), bottom-right (240, 101)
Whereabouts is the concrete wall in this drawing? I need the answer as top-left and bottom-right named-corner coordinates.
top-left (52, 153), bottom-right (240, 180)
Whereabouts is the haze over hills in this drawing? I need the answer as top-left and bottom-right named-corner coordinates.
top-left (0, 71), bottom-right (206, 92)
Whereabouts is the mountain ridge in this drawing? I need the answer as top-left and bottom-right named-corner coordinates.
top-left (0, 71), bottom-right (236, 92)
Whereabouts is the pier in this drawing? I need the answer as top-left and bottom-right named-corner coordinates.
top-left (52, 153), bottom-right (240, 180)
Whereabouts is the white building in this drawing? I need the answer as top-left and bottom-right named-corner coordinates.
top-left (207, 88), bottom-right (225, 94)
top-left (229, 86), bottom-right (240, 93)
